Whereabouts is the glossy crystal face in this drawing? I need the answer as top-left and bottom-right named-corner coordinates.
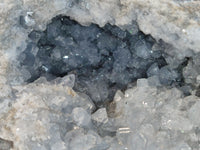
top-left (19, 16), bottom-right (185, 106)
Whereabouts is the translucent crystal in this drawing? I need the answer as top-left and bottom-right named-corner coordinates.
top-left (92, 108), bottom-right (108, 125)
top-left (72, 107), bottom-right (91, 127)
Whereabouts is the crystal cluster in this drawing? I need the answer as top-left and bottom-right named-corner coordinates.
top-left (19, 16), bottom-right (184, 106)
top-left (0, 76), bottom-right (199, 150)
top-left (1, 0), bottom-right (200, 149)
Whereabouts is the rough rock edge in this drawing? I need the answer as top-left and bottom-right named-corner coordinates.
top-left (1, 0), bottom-right (200, 52)
top-left (0, 0), bottom-right (199, 82)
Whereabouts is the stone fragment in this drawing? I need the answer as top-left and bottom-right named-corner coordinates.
top-left (158, 66), bottom-right (179, 85)
top-left (147, 63), bottom-right (159, 77)
top-left (64, 129), bottom-right (100, 150)
top-left (72, 107), bottom-right (91, 127)
top-left (161, 114), bottom-right (193, 131)
top-left (188, 101), bottom-right (200, 126)
top-left (135, 40), bottom-right (151, 59)
top-left (136, 78), bottom-right (149, 87)
top-left (147, 75), bottom-right (161, 87)
top-left (171, 142), bottom-right (192, 150)
top-left (92, 108), bottom-right (108, 125)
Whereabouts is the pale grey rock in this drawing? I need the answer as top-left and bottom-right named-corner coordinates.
top-left (171, 142), bottom-right (192, 150)
top-left (64, 129), bottom-right (102, 150)
top-left (0, 85), bottom-right (12, 98)
top-left (112, 79), bottom-right (200, 149)
top-left (128, 133), bottom-right (147, 150)
top-left (183, 61), bottom-right (199, 85)
top-left (0, 0), bottom-right (200, 150)
top-left (56, 74), bottom-right (75, 88)
top-left (76, 93), bottom-right (96, 113)
top-left (196, 75), bottom-right (200, 85)
top-left (147, 76), bottom-right (161, 87)
top-left (68, 133), bottom-right (97, 150)
top-left (183, 54), bottom-right (200, 86)
top-left (136, 78), bottom-right (149, 87)
top-left (0, 99), bottom-right (13, 118)
top-left (0, 75), bottom-right (95, 150)
top-left (105, 136), bottom-right (126, 150)
top-left (51, 141), bottom-right (66, 150)
top-left (161, 113), bottom-right (193, 131)
top-left (92, 108), bottom-right (108, 125)
top-left (0, 76), bottom-right (199, 149)
top-left (72, 107), bottom-right (91, 127)
top-left (188, 101), bottom-right (200, 126)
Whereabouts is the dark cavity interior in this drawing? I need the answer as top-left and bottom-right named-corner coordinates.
top-left (19, 15), bottom-right (186, 107)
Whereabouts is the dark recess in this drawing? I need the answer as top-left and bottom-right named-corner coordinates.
top-left (19, 15), bottom-right (187, 107)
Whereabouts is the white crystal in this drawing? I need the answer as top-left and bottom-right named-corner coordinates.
top-left (63, 55), bottom-right (69, 59)
top-left (92, 108), bottom-right (108, 124)
top-left (24, 12), bottom-right (35, 26)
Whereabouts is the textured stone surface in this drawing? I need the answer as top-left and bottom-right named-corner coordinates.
top-left (19, 16), bottom-right (178, 106)
top-left (0, 0), bottom-right (199, 87)
top-left (92, 108), bottom-right (108, 125)
top-left (0, 0), bottom-right (199, 86)
top-left (1, 0), bottom-right (200, 150)
top-left (0, 76), bottom-right (96, 150)
top-left (0, 77), bottom-right (199, 149)
top-left (1, 0), bottom-right (200, 57)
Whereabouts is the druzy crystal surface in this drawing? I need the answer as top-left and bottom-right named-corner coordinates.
top-left (19, 16), bottom-right (185, 107)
